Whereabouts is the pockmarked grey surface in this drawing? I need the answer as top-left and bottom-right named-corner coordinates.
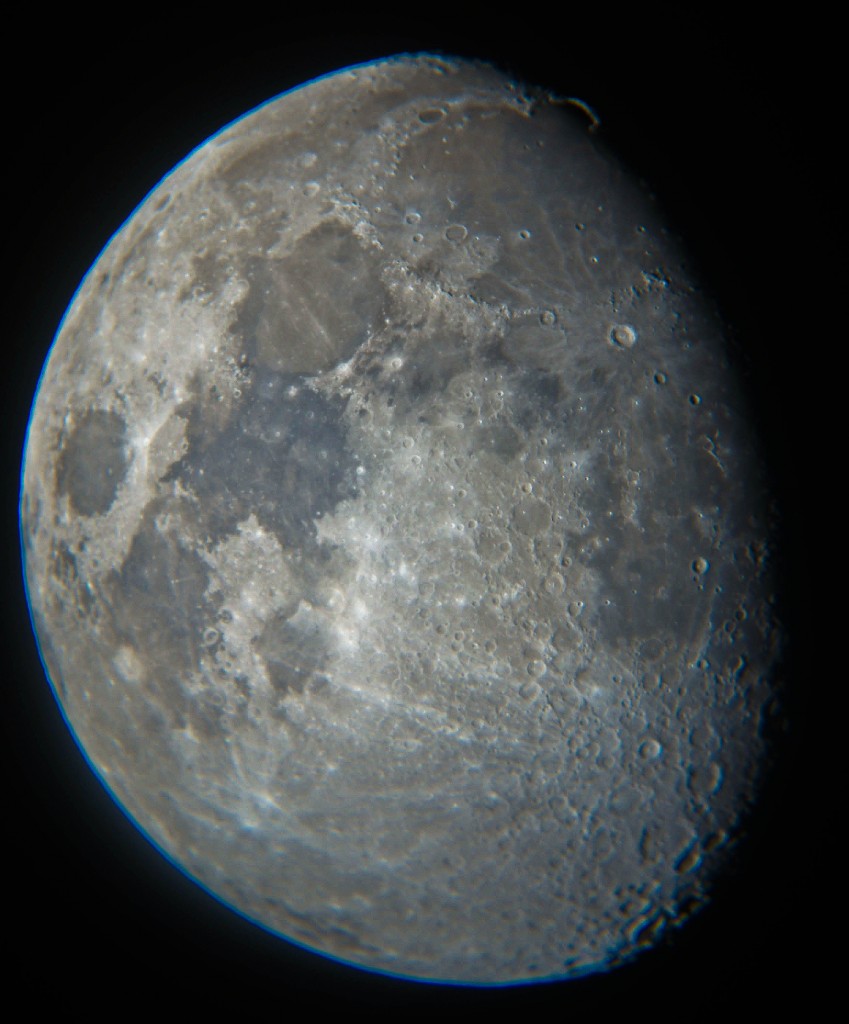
top-left (21, 55), bottom-right (779, 984)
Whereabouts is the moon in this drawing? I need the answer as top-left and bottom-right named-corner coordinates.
top-left (20, 53), bottom-right (781, 985)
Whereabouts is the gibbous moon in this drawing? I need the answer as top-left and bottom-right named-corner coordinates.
top-left (21, 54), bottom-right (780, 984)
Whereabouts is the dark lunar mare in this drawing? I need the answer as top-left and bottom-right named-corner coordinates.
top-left (167, 369), bottom-right (360, 550)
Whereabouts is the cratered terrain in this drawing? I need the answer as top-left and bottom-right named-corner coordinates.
top-left (20, 53), bottom-right (785, 985)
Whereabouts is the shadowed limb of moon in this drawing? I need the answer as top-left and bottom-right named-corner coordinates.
top-left (21, 54), bottom-right (780, 985)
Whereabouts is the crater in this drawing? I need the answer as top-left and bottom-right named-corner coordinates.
top-left (56, 408), bottom-right (128, 516)
top-left (256, 610), bottom-right (328, 697)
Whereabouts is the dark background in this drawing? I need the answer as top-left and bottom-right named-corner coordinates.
top-left (3, 7), bottom-right (829, 1013)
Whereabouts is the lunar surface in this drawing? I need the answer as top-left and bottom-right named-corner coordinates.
top-left (21, 55), bottom-right (780, 984)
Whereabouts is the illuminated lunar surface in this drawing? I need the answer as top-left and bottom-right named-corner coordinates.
top-left (21, 55), bottom-right (779, 984)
